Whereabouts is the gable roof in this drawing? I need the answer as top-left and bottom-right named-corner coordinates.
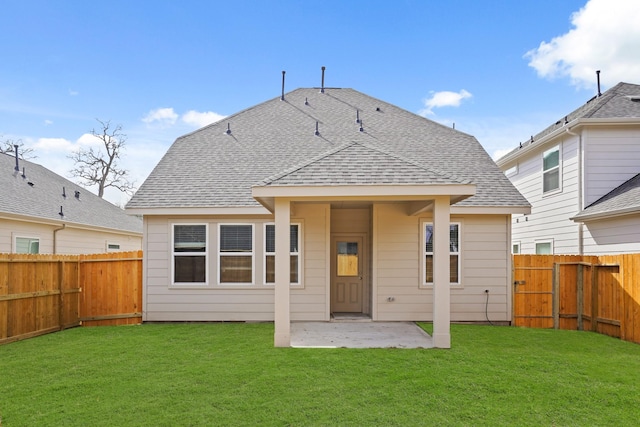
top-left (571, 173), bottom-right (640, 222)
top-left (127, 87), bottom-right (529, 211)
top-left (498, 82), bottom-right (640, 165)
top-left (0, 153), bottom-right (142, 234)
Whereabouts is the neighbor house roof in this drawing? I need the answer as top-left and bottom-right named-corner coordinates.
top-left (127, 87), bottom-right (529, 211)
top-left (497, 82), bottom-right (640, 165)
top-left (571, 173), bottom-right (640, 222)
top-left (0, 153), bottom-right (142, 234)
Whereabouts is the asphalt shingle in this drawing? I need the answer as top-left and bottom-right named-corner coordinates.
top-left (127, 88), bottom-right (529, 209)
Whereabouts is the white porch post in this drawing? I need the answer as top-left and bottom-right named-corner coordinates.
top-left (274, 198), bottom-right (291, 347)
top-left (432, 195), bottom-right (451, 348)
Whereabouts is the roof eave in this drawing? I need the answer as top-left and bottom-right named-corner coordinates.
top-left (496, 117), bottom-right (640, 168)
top-left (570, 206), bottom-right (640, 223)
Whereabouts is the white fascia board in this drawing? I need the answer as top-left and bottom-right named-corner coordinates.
top-left (496, 117), bottom-right (640, 168)
top-left (570, 206), bottom-right (640, 223)
top-left (450, 205), bottom-right (532, 215)
top-left (252, 184), bottom-right (476, 199)
top-left (125, 206), bottom-right (272, 216)
top-left (0, 212), bottom-right (142, 237)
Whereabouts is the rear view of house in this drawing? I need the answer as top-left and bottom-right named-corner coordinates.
top-left (127, 74), bottom-right (529, 347)
top-left (0, 152), bottom-right (142, 254)
top-left (497, 82), bottom-right (640, 255)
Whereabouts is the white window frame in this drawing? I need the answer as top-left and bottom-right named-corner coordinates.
top-left (171, 223), bottom-right (208, 286)
top-left (535, 240), bottom-right (554, 255)
top-left (218, 223), bottom-right (255, 285)
top-left (542, 145), bottom-right (561, 194)
top-left (14, 235), bottom-right (40, 254)
top-left (512, 242), bottom-right (521, 254)
top-left (106, 242), bottom-right (121, 252)
top-left (505, 164), bottom-right (518, 177)
top-left (421, 221), bottom-right (461, 287)
top-left (264, 222), bottom-right (301, 286)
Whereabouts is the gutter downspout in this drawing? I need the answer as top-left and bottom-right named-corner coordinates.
top-left (53, 224), bottom-right (66, 254)
top-left (565, 126), bottom-right (583, 255)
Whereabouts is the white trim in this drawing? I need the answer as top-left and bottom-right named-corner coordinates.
top-left (125, 206), bottom-right (271, 216)
top-left (264, 222), bottom-right (302, 287)
top-left (542, 144), bottom-right (562, 195)
top-left (512, 241), bottom-right (521, 254)
top-left (420, 220), bottom-right (462, 287)
top-left (535, 239), bottom-right (554, 255)
top-left (14, 234), bottom-right (40, 254)
top-left (218, 223), bottom-right (255, 285)
top-left (171, 223), bottom-right (209, 286)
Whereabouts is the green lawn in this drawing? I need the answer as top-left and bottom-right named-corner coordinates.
top-left (1, 323), bottom-right (639, 426)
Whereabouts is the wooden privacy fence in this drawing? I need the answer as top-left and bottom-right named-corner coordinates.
top-left (513, 254), bottom-right (640, 345)
top-left (0, 250), bottom-right (142, 344)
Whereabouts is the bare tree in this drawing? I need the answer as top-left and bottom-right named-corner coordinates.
top-left (0, 138), bottom-right (37, 160)
top-left (68, 119), bottom-right (136, 198)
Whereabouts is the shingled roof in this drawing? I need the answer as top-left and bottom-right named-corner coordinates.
top-left (127, 87), bottom-right (528, 210)
top-left (572, 173), bottom-right (640, 221)
top-left (0, 153), bottom-right (142, 234)
top-left (500, 82), bottom-right (640, 160)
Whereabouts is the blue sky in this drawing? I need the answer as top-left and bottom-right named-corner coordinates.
top-left (2, 0), bottom-right (640, 205)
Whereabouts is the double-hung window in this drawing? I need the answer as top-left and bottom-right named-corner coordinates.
top-left (219, 224), bottom-right (254, 284)
top-left (173, 224), bottom-right (207, 284)
top-left (424, 223), bottom-right (460, 285)
top-left (265, 224), bottom-right (300, 284)
top-left (15, 236), bottom-right (39, 254)
top-left (543, 145), bottom-right (560, 193)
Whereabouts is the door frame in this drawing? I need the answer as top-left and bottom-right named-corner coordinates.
top-left (330, 232), bottom-right (369, 315)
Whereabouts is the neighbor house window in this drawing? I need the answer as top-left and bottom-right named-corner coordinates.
top-left (219, 224), bottom-right (253, 284)
top-left (173, 224), bottom-right (207, 284)
top-left (543, 145), bottom-right (560, 193)
top-left (15, 237), bottom-right (39, 254)
top-left (424, 223), bottom-right (460, 284)
top-left (535, 241), bottom-right (553, 255)
top-left (106, 243), bottom-right (121, 252)
top-left (265, 224), bottom-right (300, 284)
top-left (512, 242), bottom-right (521, 254)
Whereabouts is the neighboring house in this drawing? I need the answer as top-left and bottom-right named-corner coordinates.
top-left (126, 83), bottom-right (529, 347)
top-left (497, 82), bottom-right (640, 255)
top-left (0, 152), bottom-right (142, 254)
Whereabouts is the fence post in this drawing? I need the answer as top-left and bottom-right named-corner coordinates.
top-left (591, 266), bottom-right (599, 332)
top-left (58, 261), bottom-right (64, 331)
top-left (577, 264), bottom-right (584, 331)
top-left (553, 263), bottom-right (560, 330)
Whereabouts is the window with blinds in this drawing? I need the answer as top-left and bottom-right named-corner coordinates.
top-left (173, 224), bottom-right (207, 284)
top-left (265, 224), bottom-right (300, 284)
top-left (219, 224), bottom-right (254, 284)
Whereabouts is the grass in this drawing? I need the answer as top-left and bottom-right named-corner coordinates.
top-left (1, 324), bottom-right (640, 426)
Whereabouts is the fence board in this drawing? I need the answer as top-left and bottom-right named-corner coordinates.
top-left (513, 254), bottom-right (640, 345)
top-left (0, 251), bottom-right (141, 344)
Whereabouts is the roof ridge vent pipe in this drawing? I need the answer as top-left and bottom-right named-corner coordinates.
top-left (315, 121), bottom-right (320, 136)
top-left (75, 190), bottom-right (80, 200)
top-left (13, 145), bottom-right (19, 171)
top-left (225, 123), bottom-right (231, 135)
top-left (596, 70), bottom-right (602, 97)
top-left (281, 70), bottom-right (286, 101)
top-left (305, 97), bottom-right (309, 106)
top-left (356, 109), bottom-right (360, 123)
top-left (320, 66), bottom-right (325, 93)
top-left (62, 186), bottom-right (66, 198)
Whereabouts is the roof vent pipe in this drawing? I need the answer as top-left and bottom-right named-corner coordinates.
top-left (21, 167), bottom-right (26, 179)
top-left (59, 206), bottom-right (64, 217)
top-left (315, 121), bottom-right (320, 136)
top-left (596, 70), bottom-right (602, 97)
top-left (225, 123), bottom-right (231, 135)
top-left (63, 186), bottom-right (66, 198)
top-left (359, 120), bottom-right (364, 132)
top-left (75, 190), bottom-right (80, 199)
top-left (320, 66), bottom-right (325, 93)
top-left (281, 70), bottom-right (286, 101)
top-left (13, 145), bottom-right (19, 171)
top-left (305, 97), bottom-right (309, 106)
top-left (356, 110), bottom-right (360, 123)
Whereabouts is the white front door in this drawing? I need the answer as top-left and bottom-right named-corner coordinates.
top-left (331, 235), bottom-right (364, 313)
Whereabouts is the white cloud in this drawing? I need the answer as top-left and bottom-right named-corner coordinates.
top-left (419, 89), bottom-right (472, 116)
top-left (142, 107), bottom-right (178, 126)
top-left (182, 110), bottom-right (225, 128)
top-left (525, 0), bottom-right (640, 89)
top-left (34, 137), bottom-right (74, 151)
top-left (76, 133), bottom-right (103, 147)
top-left (69, 90), bottom-right (79, 96)
top-left (44, 119), bottom-right (53, 125)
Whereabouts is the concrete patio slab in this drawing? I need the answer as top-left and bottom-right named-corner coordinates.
top-left (290, 322), bottom-right (433, 348)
